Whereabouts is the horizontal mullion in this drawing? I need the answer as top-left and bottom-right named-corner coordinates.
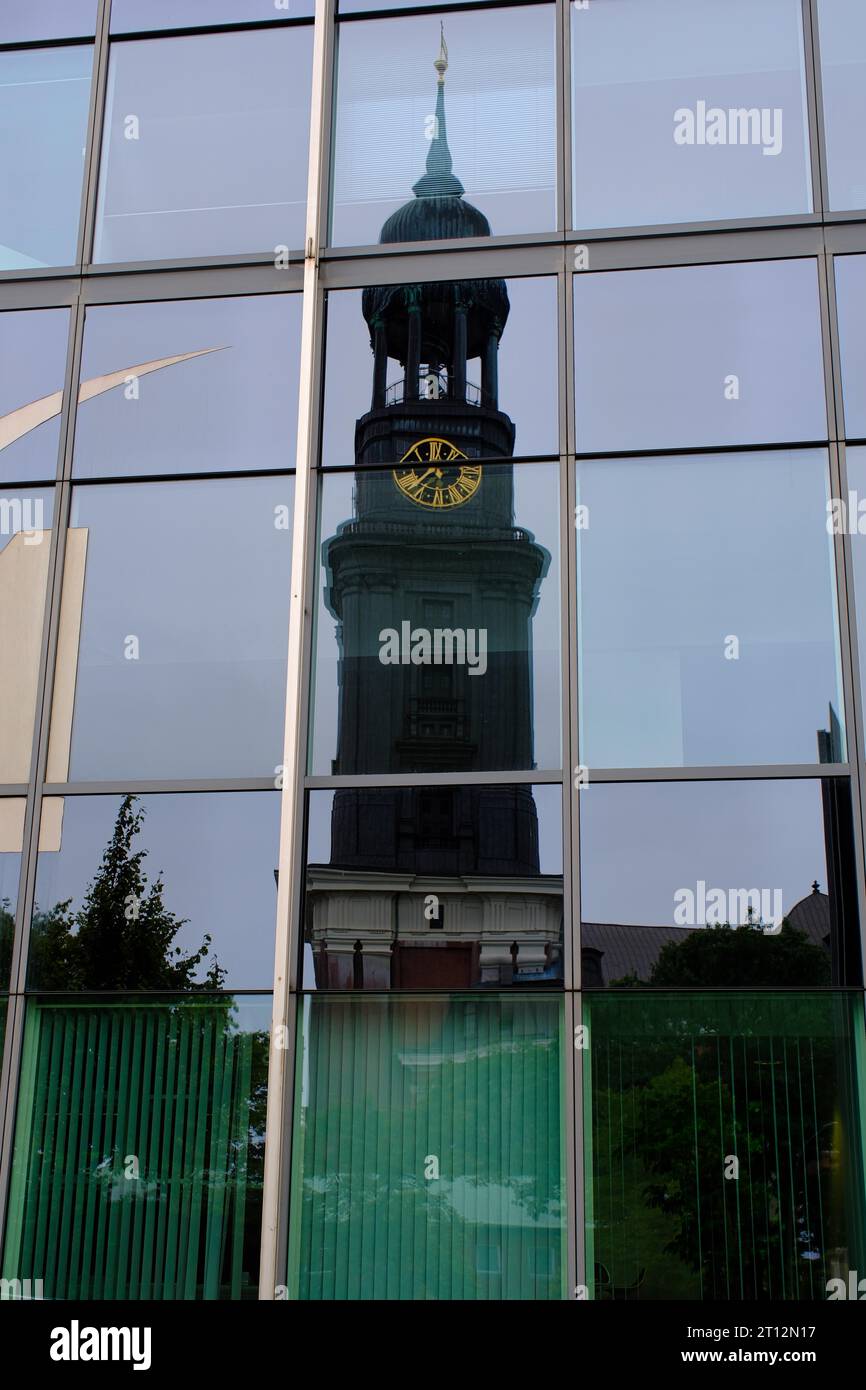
top-left (41, 780), bottom-right (280, 795)
top-left (81, 257), bottom-right (306, 292)
top-left (320, 241), bottom-right (565, 287)
top-left (108, 17), bottom-right (313, 42)
top-left (580, 764), bottom-right (851, 783)
top-left (0, 267), bottom-right (82, 292)
top-left (16, 988), bottom-right (275, 1000)
top-left (570, 439), bottom-right (832, 463)
top-left (319, 453), bottom-right (560, 475)
top-left (337, 0), bottom-right (553, 22)
top-left (566, 225), bottom-right (827, 272)
top-left (68, 468), bottom-right (297, 487)
top-left (0, 36), bottom-right (94, 53)
top-left (297, 987), bottom-right (563, 1000)
top-left (579, 984), bottom-right (866, 994)
top-left (305, 769), bottom-right (563, 789)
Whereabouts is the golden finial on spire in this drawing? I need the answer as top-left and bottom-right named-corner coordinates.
top-left (434, 22), bottom-right (448, 83)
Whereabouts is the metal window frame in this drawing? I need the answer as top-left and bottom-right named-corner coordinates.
top-left (0, 0), bottom-right (864, 1308)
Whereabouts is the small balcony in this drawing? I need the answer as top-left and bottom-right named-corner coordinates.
top-left (384, 370), bottom-right (494, 410)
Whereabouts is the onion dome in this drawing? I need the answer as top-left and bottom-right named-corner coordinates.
top-left (362, 27), bottom-right (509, 371)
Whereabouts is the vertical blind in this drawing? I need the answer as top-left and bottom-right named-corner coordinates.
top-left (289, 994), bottom-right (565, 1300)
top-left (2, 999), bottom-right (263, 1300)
top-left (585, 992), bottom-right (866, 1301)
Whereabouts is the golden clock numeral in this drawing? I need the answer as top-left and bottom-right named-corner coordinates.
top-left (427, 440), bottom-right (443, 462)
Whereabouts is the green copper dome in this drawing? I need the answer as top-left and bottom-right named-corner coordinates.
top-left (378, 29), bottom-right (491, 246)
top-left (363, 30), bottom-right (509, 357)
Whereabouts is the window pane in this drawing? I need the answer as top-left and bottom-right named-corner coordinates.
top-left (331, 6), bottom-right (556, 246)
top-left (843, 447), bottom-right (866, 717)
top-left (111, 0), bottom-right (313, 29)
top-left (0, 489), bottom-right (54, 784)
top-left (30, 792), bottom-right (279, 991)
top-left (323, 278), bottom-right (558, 466)
top-left (303, 783), bottom-right (562, 989)
top-left (73, 295), bottom-right (301, 478)
top-left (0, 1), bottom-right (96, 41)
top-left (572, 0), bottom-right (811, 230)
top-left (0, 46), bottom-right (92, 270)
top-left (585, 992), bottom-right (866, 1300)
top-left (94, 29), bottom-right (312, 263)
top-left (575, 260), bottom-right (826, 453)
top-left (48, 478), bottom-right (293, 781)
top-left (2, 996), bottom-right (270, 1300)
top-left (0, 309), bottom-right (68, 484)
top-left (580, 779), bottom-right (860, 988)
top-left (289, 995), bottom-right (565, 1299)
top-left (817, 0), bottom-right (866, 212)
top-left (311, 463), bottom-right (561, 775)
top-left (834, 256), bottom-right (866, 439)
top-left (576, 451), bottom-right (843, 768)
top-left (0, 800), bottom-right (26, 990)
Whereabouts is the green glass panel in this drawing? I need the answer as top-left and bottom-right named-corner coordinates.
top-left (584, 992), bottom-right (866, 1301)
top-left (289, 994), bottom-right (566, 1300)
top-left (2, 997), bottom-right (269, 1300)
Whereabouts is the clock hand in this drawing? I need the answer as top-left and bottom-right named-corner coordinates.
top-left (414, 467), bottom-right (436, 483)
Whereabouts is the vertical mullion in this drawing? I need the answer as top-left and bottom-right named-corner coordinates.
top-left (556, 0), bottom-right (570, 236)
top-left (76, 0), bottom-right (113, 270)
top-left (260, 0), bottom-right (335, 1301)
top-left (805, 0), bottom-right (830, 220)
top-left (563, 244), bottom-right (582, 1299)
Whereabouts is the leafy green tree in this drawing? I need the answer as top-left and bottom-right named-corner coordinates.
top-left (29, 795), bottom-right (225, 990)
top-left (649, 918), bottom-right (831, 987)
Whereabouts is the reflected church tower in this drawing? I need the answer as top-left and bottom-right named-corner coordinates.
top-left (307, 37), bottom-right (562, 989)
top-left (323, 33), bottom-right (549, 880)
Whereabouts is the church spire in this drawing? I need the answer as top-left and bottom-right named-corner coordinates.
top-left (413, 24), bottom-right (464, 199)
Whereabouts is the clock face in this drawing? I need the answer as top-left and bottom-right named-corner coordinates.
top-left (393, 437), bottom-right (482, 509)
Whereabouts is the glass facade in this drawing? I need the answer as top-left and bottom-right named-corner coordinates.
top-left (1, 0), bottom-right (865, 1312)
top-left (0, 45), bottom-right (93, 270)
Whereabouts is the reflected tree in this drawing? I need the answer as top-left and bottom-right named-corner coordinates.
top-left (29, 794), bottom-right (226, 990)
top-left (649, 918), bottom-right (831, 987)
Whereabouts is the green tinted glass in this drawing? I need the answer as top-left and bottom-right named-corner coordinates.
top-left (584, 992), bottom-right (866, 1300)
top-left (289, 994), bottom-right (566, 1299)
top-left (2, 997), bottom-right (269, 1300)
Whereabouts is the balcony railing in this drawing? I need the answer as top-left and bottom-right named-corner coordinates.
top-left (384, 371), bottom-right (492, 409)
